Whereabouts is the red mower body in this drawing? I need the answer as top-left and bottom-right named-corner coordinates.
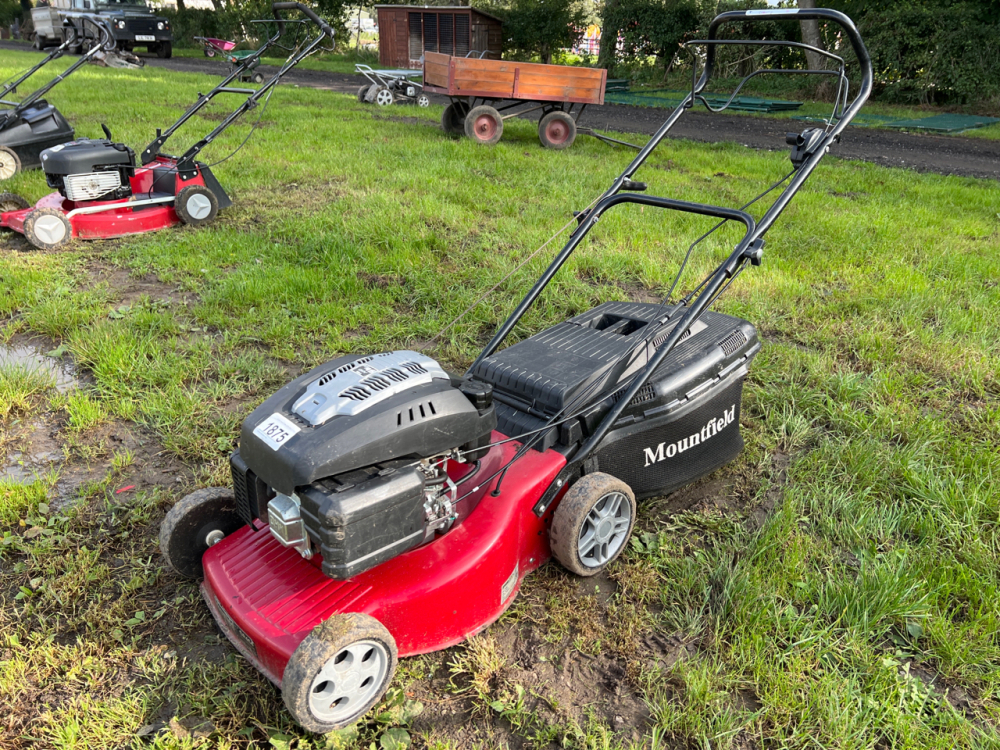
top-left (201, 434), bottom-right (566, 687)
top-left (0, 157), bottom-right (226, 242)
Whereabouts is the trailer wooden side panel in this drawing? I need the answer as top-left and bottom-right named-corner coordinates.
top-left (422, 52), bottom-right (606, 105)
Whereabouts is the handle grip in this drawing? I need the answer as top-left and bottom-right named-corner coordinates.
top-left (271, 2), bottom-right (335, 39)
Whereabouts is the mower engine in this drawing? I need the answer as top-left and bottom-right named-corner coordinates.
top-left (230, 351), bottom-right (497, 580)
top-left (40, 137), bottom-right (135, 202)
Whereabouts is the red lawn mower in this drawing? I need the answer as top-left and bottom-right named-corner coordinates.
top-left (0, 3), bottom-right (334, 251)
top-left (159, 8), bottom-right (872, 733)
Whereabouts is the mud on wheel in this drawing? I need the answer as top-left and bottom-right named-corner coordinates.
top-left (175, 185), bottom-right (219, 226)
top-left (23, 208), bottom-right (72, 250)
top-left (159, 487), bottom-right (243, 579)
top-left (550, 472), bottom-right (636, 577)
top-left (0, 192), bottom-right (29, 215)
top-left (283, 613), bottom-right (398, 733)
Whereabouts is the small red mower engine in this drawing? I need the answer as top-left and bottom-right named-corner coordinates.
top-left (228, 351), bottom-right (498, 579)
top-left (40, 137), bottom-right (135, 202)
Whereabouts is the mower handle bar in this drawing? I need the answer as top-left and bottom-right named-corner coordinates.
top-left (272, 2), bottom-right (336, 40)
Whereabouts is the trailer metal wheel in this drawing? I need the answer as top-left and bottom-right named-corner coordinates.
top-left (0, 192), bottom-right (28, 215)
top-left (176, 185), bottom-right (219, 226)
top-left (441, 101), bottom-right (469, 134)
top-left (550, 472), bottom-right (636, 577)
top-left (538, 110), bottom-right (577, 150)
top-left (23, 208), bottom-right (71, 250)
top-left (375, 88), bottom-right (393, 106)
top-left (465, 105), bottom-right (503, 145)
top-left (159, 487), bottom-right (243, 579)
top-left (417, 94), bottom-right (430, 107)
top-left (0, 146), bottom-right (21, 180)
top-left (283, 613), bottom-right (398, 732)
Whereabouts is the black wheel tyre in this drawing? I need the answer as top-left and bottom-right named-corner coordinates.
top-left (357, 84), bottom-right (369, 102)
top-left (283, 613), bottom-right (398, 733)
top-left (205, 49), bottom-right (215, 58)
top-left (23, 208), bottom-right (72, 250)
top-left (157, 41), bottom-right (172, 59)
top-left (253, 72), bottom-right (265, 84)
top-left (0, 192), bottom-right (28, 215)
top-left (464, 104), bottom-right (503, 145)
top-left (538, 110), bottom-right (577, 150)
top-left (550, 472), bottom-right (636, 577)
top-left (0, 146), bottom-right (21, 181)
top-left (175, 185), bottom-right (219, 226)
top-left (440, 101), bottom-right (469, 134)
top-left (159, 487), bottom-right (243, 579)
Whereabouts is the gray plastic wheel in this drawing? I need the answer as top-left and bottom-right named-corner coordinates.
top-left (23, 208), bottom-right (71, 250)
top-left (282, 613), bottom-right (398, 732)
top-left (375, 88), bottom-right (393, 106)
top-left (416, 94), bottom-right (430, 107)
top-left (550, 472), bottom-right (636, 577)
top-left (0, 146), bottom-right (21, 181)
top-left (175, 185), bottom-right (219, 226)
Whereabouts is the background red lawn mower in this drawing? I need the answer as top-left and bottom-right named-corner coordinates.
top-left (158, 8), bottom-right (872, 733)
top-left (0, 3), bottom-right (334, 251)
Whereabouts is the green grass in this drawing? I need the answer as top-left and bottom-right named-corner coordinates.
top-left (0, 47), bottom-right (999, 749)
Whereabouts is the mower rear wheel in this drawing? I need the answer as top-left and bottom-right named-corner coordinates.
top-left (283, 613), bottom-right (398, 732)
top-left (375, 87), bottom-right (394, 106)
top-left (0, 146), bottom-right (21, 181)
top-left (550, 472), bottom-right (636, 577)
top-left (357, 85), bottom-right (369, 103)
top-left (465, 105), bottom-right (503, 145)
top-left (23, 208), bottom-right (72, 250)
top-left (441, 101), bottom-right (469, 134)
top-left (176, 185), bottom-right (219, 226)
top-left (538, 110), bottom-right (577, 150)
top-left (0, 192), bottom-right (29, 215)
top-left (159, 487), bottom-right (243, 579)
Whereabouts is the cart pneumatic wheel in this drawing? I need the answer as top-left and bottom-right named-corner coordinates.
top-left (550, 472), bottom-right (636, 577)
top-left (375, 88), bottom-right (393, 106)
top-left (441, 101), bottom-right (470, 134)
top-left (0, 146), bottom-right (21, 181)
top-left (0, 192), bottom-right (29, 215)
top-left (283, 613), bottom-right (398, 733)
top-left (465, 105), bottom-right (503, 145)
top-left (159, 487), bottom-right (243, 579)
top-left (23, 208), bottom-right (71, 250)
top-left (176, 185), bottom-right (219, 226)
top-left (538, 110), bottom-right (577, 150)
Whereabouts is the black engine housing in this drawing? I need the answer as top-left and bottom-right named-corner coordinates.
top-left (41, 137), bottom-right (135, 199)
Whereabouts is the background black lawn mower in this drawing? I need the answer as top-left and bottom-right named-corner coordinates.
top-left (158, 8), bottom-right (873, 732)
top-left (0, 15), bottom-right (138, 180)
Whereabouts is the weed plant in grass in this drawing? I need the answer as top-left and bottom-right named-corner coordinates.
top-left (0, 49), bottom-right (999, 749)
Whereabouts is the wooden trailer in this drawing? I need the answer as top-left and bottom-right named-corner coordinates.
top-left (423, 51), bottom-right (608, 149)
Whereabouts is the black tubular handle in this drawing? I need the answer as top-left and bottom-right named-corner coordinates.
top-left (272, 2), bottom-right (335, 39)
top-left (700, 8), bottom-right (871, 99)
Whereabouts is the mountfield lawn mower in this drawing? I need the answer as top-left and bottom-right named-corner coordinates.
top-left (0, 15), bottom-right (134, 180)
top-left (159, 8), bottom-right (872, 732)
top-left (0, 3), bottom-right (334, 251)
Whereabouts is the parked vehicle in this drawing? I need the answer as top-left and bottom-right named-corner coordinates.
top-left (33, 0), bottom-right (173, 58)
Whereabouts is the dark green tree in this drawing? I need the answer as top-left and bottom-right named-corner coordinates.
top-left (487, 0), bottom-right (588, 64)
top-left (600, 0), bottom-right (703, 77)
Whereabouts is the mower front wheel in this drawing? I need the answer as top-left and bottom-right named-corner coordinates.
top-left (0, 192), bottom-right (29, 216)
top-left (0, 146), bottom-right (21, 181)
top-left (375, 87), bottom-right (394, 107)
top-left (283, 613), bottom-right (398, 733)
top-left (416, 94), bottom-right (430, 108)
top-left (550, 472), bottom-right (636, 577)
top-left (176, 185), bottom-right (219, 226)
top-left (23, 208), bottom-right (72, 251)
top-left (465, 105), bottom-right (503, 145)
top-left (159, 487), bottom-right (243, 579)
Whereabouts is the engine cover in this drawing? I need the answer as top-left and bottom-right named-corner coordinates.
top-left (238, 351), bottom-right (497, 496)
top-left (40, 137), bottom-right (135, 200)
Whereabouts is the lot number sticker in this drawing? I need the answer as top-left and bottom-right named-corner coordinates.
top-left (253, 413), bottom-right (301, 451)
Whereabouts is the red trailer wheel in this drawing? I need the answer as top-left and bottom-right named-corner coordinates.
top-left (465, 105), bottom-right (503, 145)
top-left (538, 110), bottom-right (577, 150)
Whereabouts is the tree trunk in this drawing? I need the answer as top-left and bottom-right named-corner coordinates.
top-left (176, 0), bottom-right (186, 12)
top-left (597, 1), bottom-right (619, 73)
top-left (797, 0), bottom-right (825, 71)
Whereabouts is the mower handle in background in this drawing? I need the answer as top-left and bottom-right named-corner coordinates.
top-left (701, 8), bottom-right (872, 139)
top-left (272, 2), bottom-right (336, 41)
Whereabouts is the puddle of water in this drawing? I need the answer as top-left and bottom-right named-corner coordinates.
top-left (0, 342), bottom-right (80, 392)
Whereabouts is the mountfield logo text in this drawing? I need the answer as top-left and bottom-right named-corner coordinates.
top-left (643, 405), bottom-right (736, 467)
